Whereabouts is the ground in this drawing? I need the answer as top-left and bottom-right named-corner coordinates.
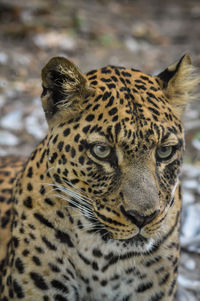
top-left (0, 0), bottom-right (200, 300)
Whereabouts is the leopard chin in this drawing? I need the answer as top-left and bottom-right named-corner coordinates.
top-left (119, 234), bottom-right (155, 252)
top-left (106, 227), bottom-right (156, 253)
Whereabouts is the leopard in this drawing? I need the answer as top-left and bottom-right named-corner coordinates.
top-left (0, 54), bottom-right (199, 301)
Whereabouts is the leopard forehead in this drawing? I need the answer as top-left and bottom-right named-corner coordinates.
top-left (55, 65), bottom-right (183, 148)
top-left (86, 65), bottom-right (173, 122)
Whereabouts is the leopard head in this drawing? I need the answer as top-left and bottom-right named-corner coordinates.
top-left (41, 55), bottom-right (198, 251)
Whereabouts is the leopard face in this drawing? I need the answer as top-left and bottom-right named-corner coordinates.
top-left (41, 55), bottom-right (195, 252)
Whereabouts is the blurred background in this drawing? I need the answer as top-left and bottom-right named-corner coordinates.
top-left (0, 0), bottom-right (200, 300)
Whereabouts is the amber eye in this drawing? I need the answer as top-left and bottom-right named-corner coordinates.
top-left (156, 146), bottom-right (173, 160)
top-left (92, 144), bottom-right (111, 159)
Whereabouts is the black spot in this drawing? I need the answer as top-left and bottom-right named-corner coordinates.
top-left (91, 261), bottom-right (98, 271)
top-left (63, 169), bottom-right (68, 177)
top-left (53, 173), bottom-right (62, 184)
top-left (61, 155), bottom-right (67, 165)
top-left (42, 235), bottom-right (57, 250)
top-left (12, 236), bottom-right (19, 248)
top-left (78, 251), bottom-right (91, 265)
top-left (19, 227), bottom-right (25, 234)
top-left (1, 212), bottom-right (10, 228)
top-left (100, 280), bottom-right (107, 286)
top-left (49, 263), bottom-right (60, 273)
top-left (27, 183), bottom-right (33, 191)
top-left (168, 279), bottom-right (176, 296)
top-left (74, 134), bottom-right (80, 142)
top-left (9, 289), bottom-right (14, 298)
top-left (0, 196), bottom-right (5, 202)
top-left (65, 144), bottom-right (70, 152)
top-left (35, 246), bottom-right (44, 253)
top-left (105, 96), bottom-right (114, 108)
top-left (82, 125), bottom-right (91, 134)
top-left (71, 179), bottom-right (79, 185)
top-left (88, 75), bottom-right (97, 80)
top-left (15, 258), bottom-right (24, 274)
top-left (40, 185), bottom-right (46, 195)
top-left (122, 71), bottom-right (131, 77)
top-left (30, 272), bottom-right (48, 290)
top-left (85, 114), bottom-right (95, 122)
top-left (49, 152), bottom-right (58, 164)
top-left (56, 210), bottom-right (64, 218)
top-left (21, 213), bottom-right (27, 220)
top-left (101, 67), bottom-right (112, 74)
top-left (86, 69), bottom-right (97, 76)
top-left (52, 135), bottom-right (58, 144)
top-left (90, 80), bottom-right (98, 85)
top-left (54, 295), bottom-right (69, 301)
top-left (114, 122), bottom-right (121, 142)
top-left (71, 147), bottom-right (76, 158)
top-left (78, 156), bottom-right (85, 165)
top-left (63, 128), bottom-right (70, 137)
top-left (22, 249), bottom-right (30, 256)
top-left (159, 273), bottom-right (170, 285)
top-left (77, 220), bottom-right (83, 229)
top-left (44, 198), bottom-right (54, 206)
top-left (107, 83), bottom-right (116, 89)
top-left (92, 275), bottom-right (99, 281)
top-left (148, 107), bottom-right (160, 116)
top-left (93, 104), bottom-right (100, 111)
top-left (149, 291), bottom-right (164, 301)
top-left (102, 91), bottom-right (111, 101)
top-left (13, 279), bottom-right (25, 298)
top-left (57, 141), bottom-right (64, 152)
top-left (98, 113), bottom-right (103, 121)
top-left (145, 256), bottom-right (161, 267)
top-left (101, 77), bottom-right (111, 83)
top-left (108, 107), bottom-right (117, 116)
top-left (55, 230), bottom-right (74, 247)
top-left (136, 282), bottom-right (153, 293)
top-left (94, 95), bottom-right (103, 103)
top-left (27, 167), bottom-right (33, 178)
top-left (92, 249), bottom-right (103, 257)
top-left (51, 280), bottom-right (69, 294)
top-left (34, 213), bottom-right (54, 229)
top-left (29, 232), bottom-right (36, 240)
top-left (135, 84), bottom-right (147, 90)
top-left (40, 149), bottom-right (47, 164)
top-left (32, 256), bottom-right (41, 266)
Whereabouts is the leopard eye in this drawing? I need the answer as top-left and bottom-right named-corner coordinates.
top-left (92, 144), bottom-right (111, 159)
top-left (156, 146), bottom-right (173, 160)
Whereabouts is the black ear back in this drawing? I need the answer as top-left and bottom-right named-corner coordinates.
top-left (157, 55), bottom-right (187, 89)
top-left (156, 54), bottom-right (199, 118)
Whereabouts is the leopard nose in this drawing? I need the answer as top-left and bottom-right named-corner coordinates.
top-left (121, 206), bottom-right (160, 228)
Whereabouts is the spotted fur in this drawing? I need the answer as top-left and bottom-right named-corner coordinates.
top-left (0, 54), bottom-right (199, 301)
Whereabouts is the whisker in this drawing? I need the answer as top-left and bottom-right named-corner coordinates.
top-left (31, 180), bottom-right (107, 234)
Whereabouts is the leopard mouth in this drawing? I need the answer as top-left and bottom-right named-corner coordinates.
top-left (125, 233), bottom-right (148, 243)
top-left (120, 233), bottom-right (148, 245)
top-left (119, 233), bottom-right (155, 251)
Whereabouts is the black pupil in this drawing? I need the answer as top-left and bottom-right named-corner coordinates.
top-left (98, 145), bottom-right (107, 152)
top-left (160, 146), bottom-right (167, 152)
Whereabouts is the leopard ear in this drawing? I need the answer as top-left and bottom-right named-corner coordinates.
top-left (156, 54), bottom-right (199, 118)
top-left (41, 57), bottom-right (92, 125)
